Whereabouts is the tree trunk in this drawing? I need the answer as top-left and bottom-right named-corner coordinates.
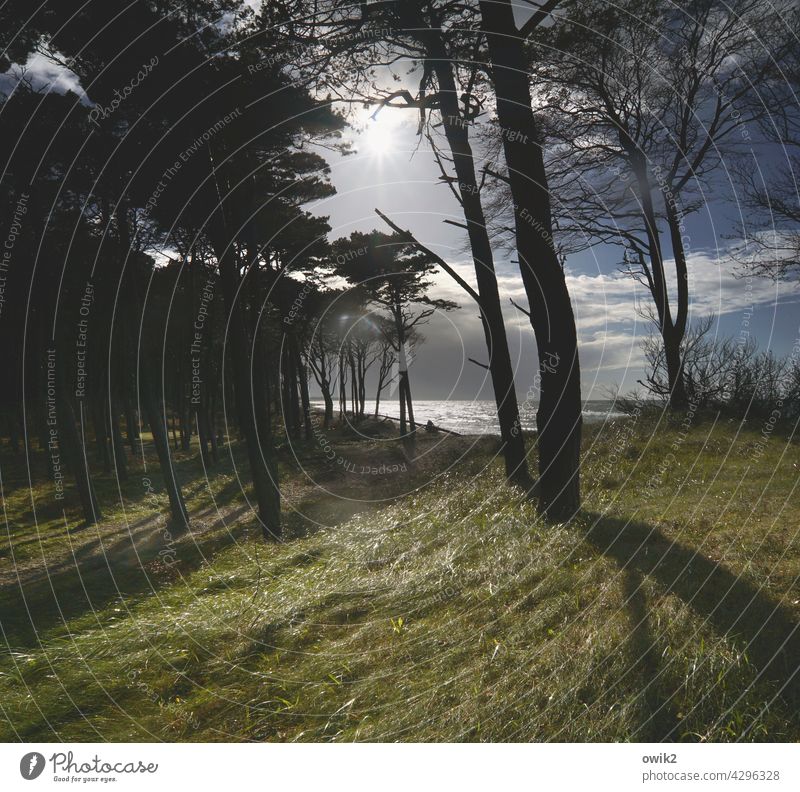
top-left (180, 402), bottom-right (191, 452)
top-left (197, 403), bottom-right (212, 469)
top-left (398, 372), bottom-right (407, 436)
top-left (208, 397), bottom-right (219, 464)
top-left (663, 327), bottom-right (689, 408)
top-left (124, 391), bottom-right (139, 453)
top-left (292, 337), bottom-right (313, 440)
top-left (664, 197), bottom-right (690, 409)
top-left (349, 353), bottom-right (358, 420)
top-left (216, 245), bottom-right (281, 539)
top-left (141, 376), bottom-right (189, 529)
top-left (253, 330), bottom-right (281, 528)
top-left (480, 0), bottom-right (582, 518)
top-left (403, 373), bottom-right (416, 435)
top-left (338, 350), bottom-right (347, 420)
top-left (627, 154), bottom-right (688, 409)
top-left (282, 342), bottom-right (301, 438)
top-left (8, 412), bottom-right (20, 454)
top-left (423, 40), bottom-right (529, 484)
top-left (323, 390), bottom-right (334, 428)
top-left (375, 375), bottom-right (384, 418)
top-left (93, 398), bottom-right (111, 473)
top-left (59, 392), bottom-right (103, 526)
top-left (109, 401), bottom-right (128, 482)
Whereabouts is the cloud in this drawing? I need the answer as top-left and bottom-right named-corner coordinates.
top-left (1, 51), bottom-right (88, 102)
top-left (419, 245), bottom-right (796, 397)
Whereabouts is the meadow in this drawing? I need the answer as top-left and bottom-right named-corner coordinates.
top-left (1, 415), bottom-right (798, 742)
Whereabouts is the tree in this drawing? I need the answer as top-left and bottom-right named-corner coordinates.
top-left (302, 289), bottom-right (343, 428)
top-left (277, 0), bottom-right (536, 486)
top-left (373, 328), bottom-right (398, 418)
top-left (734, 12), bottom-right (800, 284)
top-left (477, 0), bottom-right (583, 518)
top-left (0, 0), bottom-right (346, 539)
top-left (330, 231), bottom-right (456, 436)
top-left (530, 0), bottom-right (792, 409)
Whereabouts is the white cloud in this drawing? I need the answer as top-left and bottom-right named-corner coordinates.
top-left (1, 51), bottom-right (88, 102)
top-left (421, 245), bottom-right (796, 397)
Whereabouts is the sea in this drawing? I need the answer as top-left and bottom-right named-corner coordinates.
top-left (311, 399), bottom-right (626, 435)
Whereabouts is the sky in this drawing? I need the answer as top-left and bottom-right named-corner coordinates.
top-left (4, 34), bottom-right (798, 404)
top-left (308, 104), bottom-right (799, 401)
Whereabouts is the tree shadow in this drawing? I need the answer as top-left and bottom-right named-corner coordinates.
top-left (621, 568), bottom-right (681, 741)
top-left (0, 510), bottom-right (253, 650)
top-left (582, 512), bottom-right (800, 712)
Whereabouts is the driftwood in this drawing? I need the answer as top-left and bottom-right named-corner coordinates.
top-left (373, 412), bottom-right (461, 436)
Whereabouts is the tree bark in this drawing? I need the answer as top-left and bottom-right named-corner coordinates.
top-left (208, 396), bottom-right (219, 464)
top-left (282, 342), bottom-right (301, 438)
top-left (480, 0), bottom-right (582, 518)
top-left (197, 401), bottom-right (212, 469)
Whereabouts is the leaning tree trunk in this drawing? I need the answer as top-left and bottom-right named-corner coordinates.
top-left (480, 0), bottom-right (582, 519)
top-left (424, 45), bottom-right (529, 485)
top-left (403, 376), bottom-right (416, 435)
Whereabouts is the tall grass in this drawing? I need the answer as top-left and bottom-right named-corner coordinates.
top-left (1, 417), bottom-right (798, 741)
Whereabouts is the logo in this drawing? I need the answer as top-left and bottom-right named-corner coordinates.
top-left (20, 752), bottom-right (45, 780)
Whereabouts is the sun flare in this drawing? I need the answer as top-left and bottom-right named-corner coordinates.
top-left (359, 107), bottom-right (401, 158)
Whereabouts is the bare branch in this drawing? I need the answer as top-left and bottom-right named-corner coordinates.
top-left (468, 357), bottom-right (490, 370)
top-left (374, 208), bottom-right (482, 306)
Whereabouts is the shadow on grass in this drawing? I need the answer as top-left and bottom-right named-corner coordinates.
top-left (0, 479), bottom-right (380, 651)
top-left (0, 513), bottom-right (253, 650)
top-left (583, 513), bottom-right (800, 715)
top-left (621, 569), bottom-right (681, 741)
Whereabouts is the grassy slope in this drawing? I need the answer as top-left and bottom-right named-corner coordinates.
top-left (0, 415), bottom-right (798, 742)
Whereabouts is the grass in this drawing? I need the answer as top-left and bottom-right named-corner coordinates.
top-left (0, 413), bottom-right (798, 742)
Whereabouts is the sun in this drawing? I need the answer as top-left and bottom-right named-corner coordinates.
top-left (359, 106), bottom-right (402, 158)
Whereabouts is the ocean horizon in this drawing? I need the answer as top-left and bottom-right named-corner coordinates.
top-left (311, 398), bottom-right (626, 435)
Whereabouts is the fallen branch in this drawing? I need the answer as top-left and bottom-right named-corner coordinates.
top-left (373, 412), bottom-right (461, 436)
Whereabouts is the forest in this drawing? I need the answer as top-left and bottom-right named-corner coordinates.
top-left (0, 0), bottom-right (799, 744)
